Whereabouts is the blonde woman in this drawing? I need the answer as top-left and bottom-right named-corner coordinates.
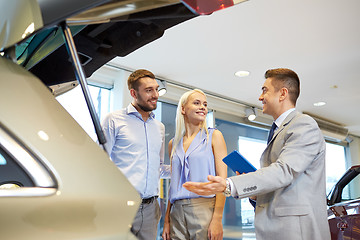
top-left (162, 89), bottom-right (227, 240)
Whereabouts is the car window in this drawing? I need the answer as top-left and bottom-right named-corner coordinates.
top-left (0, 127), bottom-right (57, 192)
top-left (0, 147), bottom-right (34, 188)
top-left (341, 174), bottom-right (360, 202)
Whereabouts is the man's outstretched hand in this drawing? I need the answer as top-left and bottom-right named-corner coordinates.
top-left (183, 175), bottom-right (226, 195)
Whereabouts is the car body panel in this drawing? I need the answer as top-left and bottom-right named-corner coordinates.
top-left (67, 0), bottom-right (181, 25)
top-left (37, 0), bottom-right (109, 27)
top-left (327, 166), bottom-right (360, 240)
top-left (0, 0), bottom-right (43, 51)
top-left (0, 56), bottom-right (140, 239)
top-left (328, 200), bottom-right (360, 240)
top-left (0, 0), bottom-right (183, 51)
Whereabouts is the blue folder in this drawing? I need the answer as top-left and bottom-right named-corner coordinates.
top-left (222, 150), bottom-right (257, 174)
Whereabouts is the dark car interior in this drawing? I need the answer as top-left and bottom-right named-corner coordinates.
top-left (17, 3), bottom-right (196, 87)
top-left (7, 2), bottom-right (198, 147)
top-left (0, 147), bottom-right (35, 188)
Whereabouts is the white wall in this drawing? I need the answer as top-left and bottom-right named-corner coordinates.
top-left (111, 70), bottom-right (132, 111)
top-left (88, 64), bottom-right (132, 111)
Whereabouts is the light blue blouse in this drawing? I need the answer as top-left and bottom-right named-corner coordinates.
top-left (169, 128), bottom-right (216, 203)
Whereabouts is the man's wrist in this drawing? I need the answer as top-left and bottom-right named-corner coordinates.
top-left (223, 178), bottom-right (231, 197)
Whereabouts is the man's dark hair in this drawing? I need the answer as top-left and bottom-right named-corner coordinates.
top-left (127, 69), bottom-right (155, 90)
top-left (265, 68), bottom-right (300, 105)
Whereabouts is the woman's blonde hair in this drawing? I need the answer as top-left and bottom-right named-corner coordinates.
top-left (170, 89), bottom-right (209, 159)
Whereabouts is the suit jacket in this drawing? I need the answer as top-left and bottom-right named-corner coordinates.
top-left (230, 111), bottom-right (330, 240)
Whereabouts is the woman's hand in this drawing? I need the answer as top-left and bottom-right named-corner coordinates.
top-left (208, 218), bottom-right (223, 240)
top-left (162, 200), bottom-right (172, 240)
top-left (162, 220), bottom-right (171, 240)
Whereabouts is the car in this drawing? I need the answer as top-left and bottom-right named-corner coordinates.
top-left (0, 0), bottom-right (245, 239)
top-left (327, 165), bottom-right (360, 240)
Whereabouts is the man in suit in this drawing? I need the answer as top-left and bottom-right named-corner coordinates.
top-left (183, 68), bottom-right (331, 240)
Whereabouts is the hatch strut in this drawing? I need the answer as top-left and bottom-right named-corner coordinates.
top-left (60, 22), bottom-right (107, 147)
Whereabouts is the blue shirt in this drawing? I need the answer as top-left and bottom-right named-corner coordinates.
top-left (169, 128), bottom-right (216, 203)
top-left (101, 104), bottom-right (169, 198)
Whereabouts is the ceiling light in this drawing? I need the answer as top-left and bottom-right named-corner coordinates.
top-left (313, 102), bottom-right (326, 107)
top-left (245, 107), bottom-right (257, 121)
top-left (235, 70), bottom-right (250, 77)
top-left (157, 80), bottom-right (167, 96)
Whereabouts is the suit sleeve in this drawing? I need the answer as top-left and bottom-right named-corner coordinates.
top-left (230, 115), bottom-right (325, 198)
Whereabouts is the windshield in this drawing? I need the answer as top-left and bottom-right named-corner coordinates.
top-left (341, 174), bottom-right (360, 202)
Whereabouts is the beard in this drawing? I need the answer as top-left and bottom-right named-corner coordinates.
top-left (136, 93), bottom-right (157, 112)
top-left (138, 101), bottom-right (157, 112)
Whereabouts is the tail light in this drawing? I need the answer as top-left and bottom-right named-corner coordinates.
top-left (181, 0), bottom-right (248, 15)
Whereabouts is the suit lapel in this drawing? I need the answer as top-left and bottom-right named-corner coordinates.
top-left (261, 111), bottom-right (299, 167)
top-left (267, 110), bottom-right (299, 146)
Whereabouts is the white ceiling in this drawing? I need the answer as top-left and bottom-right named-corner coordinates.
top-left (111, 0), bottom-right (360, 137)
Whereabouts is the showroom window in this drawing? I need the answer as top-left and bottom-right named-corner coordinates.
top-left (215, 118), bottom-right (267, 239)
top-left (325, 142), bottom-right (346, 195)
top-left (56, 84), bottom-right (111, 141)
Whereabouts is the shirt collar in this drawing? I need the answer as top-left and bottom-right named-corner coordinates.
top-left (126, 103), bottom-right (155, 119)
top-left (274, 108), bottom-right (295, 128)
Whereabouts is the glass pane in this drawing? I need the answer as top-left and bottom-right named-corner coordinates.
top-left (216, 118), bottom-right (267, 240)
top-left (56, 85), bottom-right (111, 141)
top-left (0, 154), bottom-right (6, 165)
top-left (325, 142), bottom-right (346, 196)
top-left (238, 137), bottom-right (266, 170)
top-left (156, 101), bottom-right (177, 239)
top-left (341, 172), bottom-right (360, 202)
